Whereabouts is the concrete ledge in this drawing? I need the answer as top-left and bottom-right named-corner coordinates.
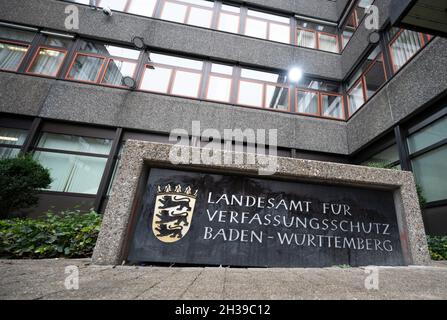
top-left (92, 140), bottom-right (430, 266)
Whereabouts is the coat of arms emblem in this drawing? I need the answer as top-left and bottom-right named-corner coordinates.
top-left (152, 184), bottom-right (198, 243)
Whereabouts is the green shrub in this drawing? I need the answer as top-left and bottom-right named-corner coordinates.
top-left (0, 209), bottom-right (102, 259)
top-left (427, 236), bottom-right (447, 261)
top-left (0, 154), bottom-right (52, 218)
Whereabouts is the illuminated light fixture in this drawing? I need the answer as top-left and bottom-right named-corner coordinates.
top-left (0, 136), bottom-right (19, 142)
top-left (288, 67), bottom-right (303, 82)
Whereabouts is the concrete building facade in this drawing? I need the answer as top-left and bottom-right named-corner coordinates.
top-left (0, 0), bottom-right (446, 235)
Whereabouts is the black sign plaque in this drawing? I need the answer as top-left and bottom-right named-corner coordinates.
top-left (128, 168), bottom-right (405, 267)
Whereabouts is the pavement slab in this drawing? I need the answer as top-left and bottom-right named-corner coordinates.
top-left (1, 259), bottom-right (446, 300)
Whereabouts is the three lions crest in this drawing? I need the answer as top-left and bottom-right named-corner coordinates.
top-left (152, 184), bottom-right (198, 243)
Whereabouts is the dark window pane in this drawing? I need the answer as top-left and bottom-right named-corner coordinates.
top-left (364, 60), bottom-right (386, 98)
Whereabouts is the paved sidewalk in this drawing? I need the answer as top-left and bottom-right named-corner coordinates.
top-left (1, 259), bottom-right (447, 300)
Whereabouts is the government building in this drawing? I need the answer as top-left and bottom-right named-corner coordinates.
top-left (0, 0), bottom-right (446, 247)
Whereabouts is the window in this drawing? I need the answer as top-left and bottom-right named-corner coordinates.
top-left (363, 54), bottom-right (387, 99)
top-left (296, 20), bottom-right (338, 53)
top-left (318, 33), bottom-right (338, 53)
top-left (340, 0), bottom-right (374, 50)
top-left (347, 46), bottom-right (387, 116)
top-left (0, 127), bottom-right (28, 159)
top-left (0, 25), bottom-right (36, 72)
top-left (237, 68), bottom-right (289, 110)
top-left (217, 4), bottom-right (240, 33)
top-left (411, 146), bottom-right (447, 203)
top-left (389, 28), bottom-right (424, 72)
top-left (297, 90), bottom-right (344, 119)
top-left (33, 133), bottom-right (112, 195)
top-left (27, 36), bottom-right (72, 77)
top-left (348, 80), bottom-right (365, 115)
top-left (66, 41), bottom-right (140, 86)
top-left (321, 94), bottom-right (344, 119)
top-left (127, 0), bottom-right (158, 17)
top-left (362, 144), bottom-right (401, 169)
top-left (206, 63), bottom-right (233, 102)
top-left (406, 114), bottom-right (447, 203)
top-left (297, 90), bottom-right (318, 115)
top-left (297, 29), bottom-right (316, 49)
top-left (245, 10), bottom-right (291, 44)
top-left (140, 53), bottom-right (203, 98)
top-left (160, 0), bottom-right (215, 28)
top-left (71, 0), bottom-right (157, 17)
top-left (408, 116), bottom-right (447, 154)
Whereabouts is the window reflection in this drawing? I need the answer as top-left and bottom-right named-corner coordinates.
top-left (101, 59), bottom-right (137, 86)
top-left (297, 90), bottom-right (318, 115)
top-left (348, 81), bottom-right (365, 115)
top-left (266, 85), bottom-right (289, 110)
top-left (67, 54), bottom-right (105, 82)
top-left (322, 94), bottom-right (343, 119)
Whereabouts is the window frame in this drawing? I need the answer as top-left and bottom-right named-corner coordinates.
top-left (320, 92), bottom-right (346, 120)
top-left (388, 28), bottom-right (426, 73)
top-left (296, 27), bottom-right (317, 49)
top-left (347, 50), bottom-right (388, 117)
top-left (65, 41), bottom-right (141, 86)
top-left (317, 31), bottom-right (340, 53)
top-left (237, 76), bottom-right (291, 112)
top-left (216, 7), bottom-right (241, 34)
top-left (296, 88), bottom-right (345, 120)
top-left (0, 39), bottom-right (31, 72)
top-left (25, 45), bottom-right (68, 78)
top-left (160, 0), bottom-right (215, 28)
top-left (32, 131), bottom-right (113, 196)
top-left (244, 11), bottom-right (291, 44)
top-left (139, 59), bottom-right (204, 99)
top-left (65, 52), bottom-right (107, 84)
top-left (204, 71), bottom-right (234, 103)
top-left (99, 57), bottom-right (139, 88)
